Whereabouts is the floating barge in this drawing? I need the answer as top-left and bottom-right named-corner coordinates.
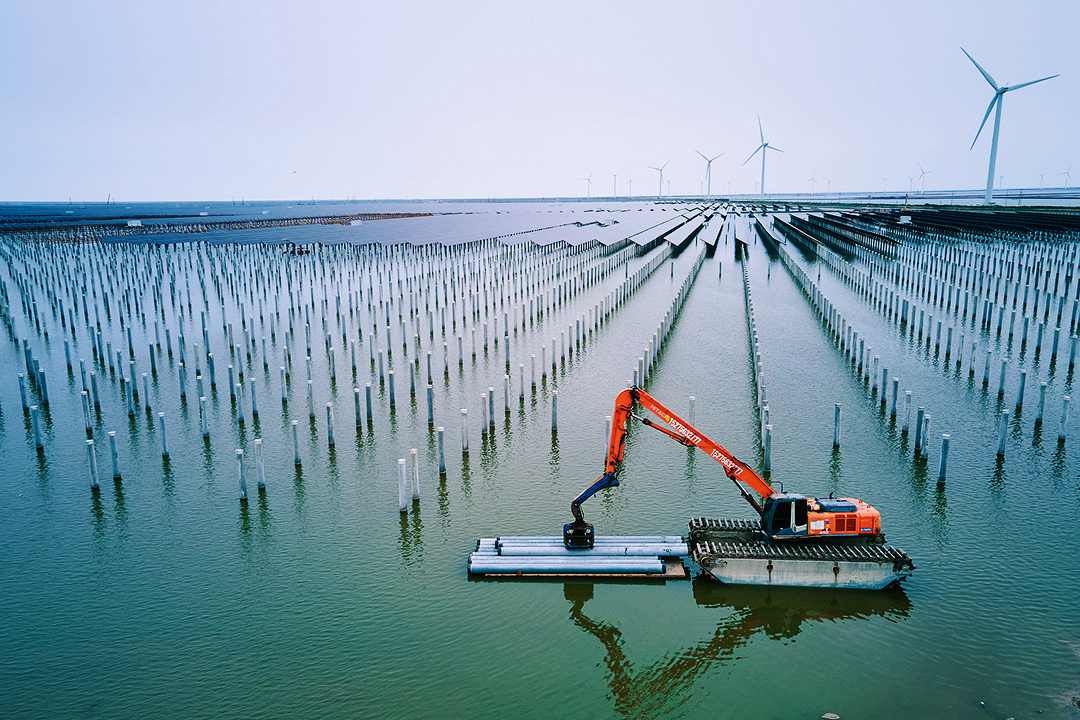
top-left (468, 535), bottom-right (689, 579)
top-left (689, 517), bottom-right (914, 590)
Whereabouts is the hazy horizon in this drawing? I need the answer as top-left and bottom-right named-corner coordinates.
top-left (2, 1), bottom-right (1076, 202)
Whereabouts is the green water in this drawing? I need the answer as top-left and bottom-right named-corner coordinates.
top-left (1, 218), bottom-right (1078, 719)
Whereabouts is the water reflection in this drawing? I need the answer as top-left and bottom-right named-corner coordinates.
top-left (684, 446), bottom-right (696, 490)
top-left (34, 445), bottom-right (48, 482)
top-left (398, 504), bottom-right (425, 564)
top-left (113, 478), bottom-right (128, 531)
top-left (239, 499), bottom-right (252, 547)
top-left (991, 456), bottom-right (1007, 492)
top-left (460, 456), bottom-right (472, 497)
top-left (436, 471), bottom-right (450, 520)
top-left (828, 447), bottom-right (842, 490)
top-left (90, 488), bottom-right (106, 540)
top-left (1050, 443), bottom-right (1069, 487)
top-left (201, 436), bottom-right (215, 486)
top-left (566, 577), bottom-right (911, 718)
top-left (548, 430), bottom-right (560, 470)
top-left (161, 455), bottom-right (175, 495)
top-left (257, 488), bottom-right (271, 532)
top-left (930, 480), bottom-right (949, 548)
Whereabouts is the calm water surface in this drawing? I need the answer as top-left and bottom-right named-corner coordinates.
top-left (1, 203), bottom-right (1078, 719)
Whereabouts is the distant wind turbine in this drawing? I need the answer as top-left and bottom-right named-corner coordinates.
top-left (649, 162), bottom-right (669, 198)
top-left (962, 47), bottom-right (1058, 204)
top-left (696, 150), bottom-right (723, 196)
top-left (743, 116), bottom-right (782, 197)
top-left (918, 165), bottom-right (931, 191)
top-left (1062, 166), bottom-right (1073, 186)
top-left (584, 172), bottom-right (592, 198)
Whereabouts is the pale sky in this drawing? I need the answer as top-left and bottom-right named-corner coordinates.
top-left (1, 0), bottom-right (1076, 201)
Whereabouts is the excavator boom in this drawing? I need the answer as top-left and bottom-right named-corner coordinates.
top-left (565, 386), bottom-right (775, 547)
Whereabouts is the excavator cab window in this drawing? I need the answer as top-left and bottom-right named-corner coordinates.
top-left (767, 499), bottom-right (790, 534)
top-left (765, 498), bottom-right (808, 536)
top-left (794, 499), bottom-right (808, 528)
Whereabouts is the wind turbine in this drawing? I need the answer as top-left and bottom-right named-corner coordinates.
top-left (743, 116), bottom-right (782, 197)
top-left (962, 47), bottom-right (1058, 204)
top-left (649, 162), bottom-right (668, 198)
top-left (1062, 166), bottom-right (1073, 187)
top-left (696, 150), bottom-right (723, 197)
top-left (584, 172), bottom-right (593, 198)
top-left (918, 165), bottom-right (931, 192)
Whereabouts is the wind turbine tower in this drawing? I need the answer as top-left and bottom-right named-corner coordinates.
top-left (696, 150), bottom-right (723, 197)
top-left (743, 116), bottom-right (783, 197)
top-left (962, 47), bottom-right (1058, 204)
top-left (649, 162), bottom-right (668, 198)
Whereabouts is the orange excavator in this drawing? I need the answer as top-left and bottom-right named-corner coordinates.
top-left (564, 386), bottom-right (883, 549)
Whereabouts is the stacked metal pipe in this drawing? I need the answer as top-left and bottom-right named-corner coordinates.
top-left (467, 535), bottom-right (687, 575)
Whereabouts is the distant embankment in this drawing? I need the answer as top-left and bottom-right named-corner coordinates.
top-left (0, 211), bottom-right (432, 242)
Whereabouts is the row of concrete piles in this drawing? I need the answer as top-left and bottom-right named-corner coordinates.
top-left (763, 220), bottom-right (954, 480)
top-left (740, 260), bottom-right (772, 472)
top-left (3, 237), bottom-right (614, 497)
top-left (755, 208), bottom-right (1078, 484)
top-left (591, 241), bottom-right (708, 473)
top-left (0, 206), bottom-right (720, 509)
top-left (795, 214), bottom-right (1075, 452)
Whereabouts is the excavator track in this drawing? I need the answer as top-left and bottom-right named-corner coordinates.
top-left (688, 516), bottom-right (761, 541)
top-left (689, 517), bottom-right (914, 590)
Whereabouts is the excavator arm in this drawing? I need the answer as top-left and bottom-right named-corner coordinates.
top-left (565, 386), bottom-right (775, 548)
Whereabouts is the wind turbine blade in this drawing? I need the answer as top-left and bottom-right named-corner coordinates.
top-left (709, 152), bottom-right (724, 162)
top-left (1007, 73), bottom-right (1059, 92)
top-left (742, 145), bottom-right (764, 165)
top-left (970, 94), bottom-right (999, 149)
top-left (961, 47), bottom-right (999, 90)
top-left (696, 150), bottom-right (708, 161)
top-left (757, 115), bottom-right (765, 145)
top-left (768, 145), bottom-right (784, 153)
top-left (660, 161), bottom-right (669, 171)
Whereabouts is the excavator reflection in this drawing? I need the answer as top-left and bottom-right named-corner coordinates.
top-left (565, 577), bottom-right (910, 717)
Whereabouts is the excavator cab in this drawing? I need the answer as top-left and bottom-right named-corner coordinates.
top-left (760, 495), bottom-right (809, 540)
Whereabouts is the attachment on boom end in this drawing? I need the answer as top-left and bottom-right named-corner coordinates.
top-left (562, 520), bottom-right (595, 549)
top-left (564, 472), bottom-right (620, 549)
